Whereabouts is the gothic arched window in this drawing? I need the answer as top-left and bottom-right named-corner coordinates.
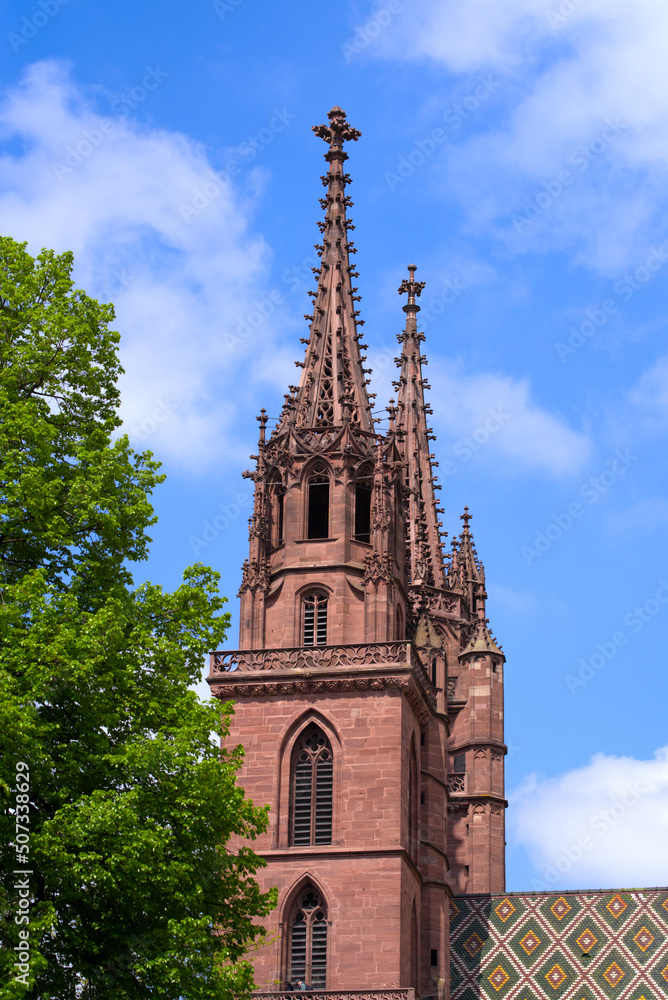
top-left (354, 467), bottom-right (372, 543)
top-left (303, 593), bottom-right (327, 646)
top-left (268, 470), bottom-right (285, 547)
top-left (307, 466), bottom-right (330, 539)
top-left (396, 605), bottom-right (404, 640)
top-left (291, 724), bottom-right (333, 846)
top-left (408, 737), bottom-right (418, 863)
top-left (289, 886), bottom-right (328, 988)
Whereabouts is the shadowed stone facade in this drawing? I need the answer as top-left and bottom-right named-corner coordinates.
top-left (207, 108), bottom-right (664, 1000)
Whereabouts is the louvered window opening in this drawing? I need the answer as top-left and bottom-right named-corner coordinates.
top-left (289, 889), bottom-right (327, 989)
top-left (303, 594), bottom-right (327, 646)
top-left (292, 725), bottom-right (332, 846)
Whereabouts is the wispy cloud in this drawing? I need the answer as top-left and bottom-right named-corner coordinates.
top-left (430, 360), bottom-right (591, 477)
top-left (0, 60), bottom-right (294, 471)
top-left (629, 351), bottom-right (668, 425)
top-left (354, 0), bottom-right (668, 272)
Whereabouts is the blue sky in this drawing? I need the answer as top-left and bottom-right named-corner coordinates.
top-left (2, 0), bottom-right (667, 893)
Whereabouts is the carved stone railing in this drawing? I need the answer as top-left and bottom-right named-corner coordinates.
top-left (252, 991), bottom-right (415, 1000)
top-left (211, 641), bottom-right (420, 675)
top-left (209, 641), bottom-right (437, 725)
top-left (447, 773), bottom-right (466, 794)
top-left (209, 642), bottom-right (437, 716)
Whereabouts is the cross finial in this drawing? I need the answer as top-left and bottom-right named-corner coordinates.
top-left (313, 107), bottom-right (361, 150)
top-left (398, 264), bottom-right (426, 308)
top-left (460, 506), bottom-right (472, 531)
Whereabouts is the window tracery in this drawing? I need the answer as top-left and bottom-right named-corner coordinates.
top-left (291, 724), bottom-right (333, 846)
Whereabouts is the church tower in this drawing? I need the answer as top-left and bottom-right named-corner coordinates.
top-left (208, 108), bottom-right (506, 999)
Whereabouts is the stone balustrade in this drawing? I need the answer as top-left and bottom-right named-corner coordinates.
top-left (447, 773), bottom-right (466, 794)
top-left (208, 641), bottom-right (437, 716)
top-left (210, 640), bottom-right (421, 675)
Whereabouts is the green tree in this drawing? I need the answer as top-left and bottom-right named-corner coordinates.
top-left (0, 236), bottom-right (275, 999)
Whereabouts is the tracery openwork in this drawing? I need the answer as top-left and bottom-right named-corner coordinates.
top-left (291, 725), bottom-right (333, 846)
top-left (288, 886), bottom-right (328, 988)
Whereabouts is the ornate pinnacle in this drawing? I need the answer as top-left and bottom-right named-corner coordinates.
top-left (398, 264), bottom-right (426, 308)
top-left (256, 408), bottom-right (268, 448)
top-left (312, 107), bottom-right (362, 151)
top-left (460, 506), bottom-right (472, 532)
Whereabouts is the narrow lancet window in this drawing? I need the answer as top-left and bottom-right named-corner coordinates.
top-left (307, 468), bottom-right (330, 538)
top-left (303, 594), bottom-right (327, 646)
top-left (289, 887), bottom-right (328, 988)
top-left (276, 490), bottom-right (284, 545)
top-left (291, 724), bottom-right (333, 846)
top-left (354, 479), bottom-right (372, 542)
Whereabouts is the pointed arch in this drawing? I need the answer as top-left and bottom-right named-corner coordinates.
top-left (280, 875), bottom-right (330, 990)
top-left (396, 604), bottom-right (404, 640)
top-left (409, 899), bottom-right (418, 990)
top-left (353, 461), bottom-right (373, 543)
top-left (302, 592), bottom-right (328, 646)
top-left (275, 710), bottom-right (342, 850)
top-left (408, 735), bottom-right (419, 863)
top-left (267, 466), bottom-right (285, 548)
top-left (290, 723), bottom-right (333, 846)
top-left (304, 461), bottom-right (331, 539)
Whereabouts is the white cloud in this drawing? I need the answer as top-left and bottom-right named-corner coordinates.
top-left (629, 351), bottom-right (668, 422)
top-left (359, 0), bottom-right (668, 271)
top-left (0, 60), bottom-right (295, 470)
top-left (509, 746), bottom-right (668, 889)
top-left (430, 360), bottom-right (591, 477)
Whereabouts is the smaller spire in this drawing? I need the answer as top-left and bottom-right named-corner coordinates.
top-left (460, 506), bottom-right (472, 532)
top-left (459, 617), bottom-right (504, 659)
top-left (257, 408), bottom-right (268, 447)
top-left (395, 265), bottom-right (446, 591)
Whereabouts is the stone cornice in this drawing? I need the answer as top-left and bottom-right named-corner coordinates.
top-left (208, 641), bottom-right (437, 724)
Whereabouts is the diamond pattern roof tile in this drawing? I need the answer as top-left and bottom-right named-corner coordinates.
top-left (451, 889), bottom-right (668, 1000)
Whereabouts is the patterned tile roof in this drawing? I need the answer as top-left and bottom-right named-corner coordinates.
top-left (450, 889), bottom-right (668, 999)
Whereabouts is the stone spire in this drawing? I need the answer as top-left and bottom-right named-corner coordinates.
top-left (395, 266), bottom-right (447, 590)
top-left (460, 615), bottom-right (503, 657)
top-left (447, 506), bottom-right (487, 615)
top-left (279, 107), bottom-right (374, 433)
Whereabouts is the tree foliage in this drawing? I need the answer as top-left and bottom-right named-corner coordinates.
top-left (0, 237), bottom-right (275, 999)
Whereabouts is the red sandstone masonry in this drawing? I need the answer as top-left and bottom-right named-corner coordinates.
top-left (208, 107), bottom-right (511, 1000)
